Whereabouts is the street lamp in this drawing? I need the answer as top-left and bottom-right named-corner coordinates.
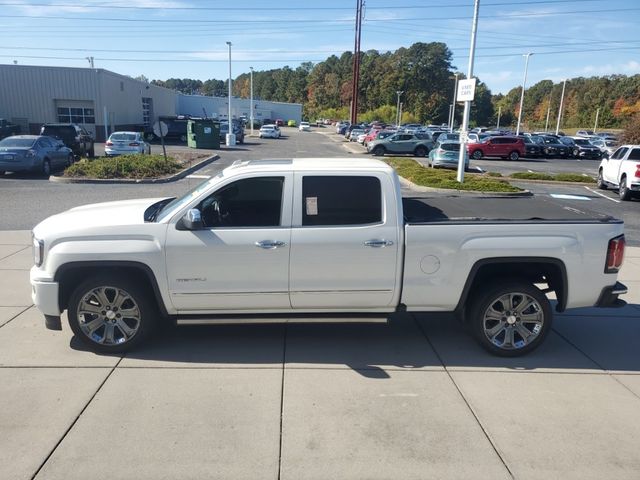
top-left (449, 73), bottom-right (459, 132)
top-left (515, 53), bottom-right (533, 136)
top-left (250, 66), bottom-right (254, 137)
top-left (556, 78), bottom-right (567, 135)
top-left (226, 41), bottom-right (235, 146)
top-left (395, 90), bottom-right (403, 127)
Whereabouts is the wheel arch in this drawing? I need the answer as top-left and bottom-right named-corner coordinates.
top-left (54, 261), bottom-right (169, 318)
top-left (454, 257), bottom-right (568, 317)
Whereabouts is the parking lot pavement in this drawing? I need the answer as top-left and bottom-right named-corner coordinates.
top-left (1, 230), bottom-right (640, 480)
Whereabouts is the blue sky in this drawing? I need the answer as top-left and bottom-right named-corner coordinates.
top-left (1, 0), bottom-right (639, 95)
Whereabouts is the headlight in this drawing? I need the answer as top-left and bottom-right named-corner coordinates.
top-left (32, 235), bottom-right (44, 267)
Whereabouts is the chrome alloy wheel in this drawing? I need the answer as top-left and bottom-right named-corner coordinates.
top-left (482, 292), bottom-right (544, 350)
top-left (77, 286), bottom-right (141, 345)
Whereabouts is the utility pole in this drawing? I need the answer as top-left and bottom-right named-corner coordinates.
top-left (457, 0), bottom-right (480, 183)
top-left (349, 0), bottom-right (363, 125)
top-left (593, 107), bottom-right (600, 134)
top-left (496, 106), bottom-right (502, 129)
top-left (555, 78), bottom-right (567, 135)
top-left (395, 90), bottom-right (403, 127)
top-left (515, 52), bottom-right (533, 136)
top-left (545, 95), bottom-right (551, 132)
top-left (398, 102), bottom-right (403, 126)
top-left (250, 66), bottom-right (254, 136)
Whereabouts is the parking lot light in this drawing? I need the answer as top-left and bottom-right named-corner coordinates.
top-left (516, 53), bottom-right (533, 136)
top-left (556, 79), bottom-right (567, 135)
top-left (250, 66), bottom-right (254, 136)
top-left (226, 41), bottom-right (235, 146)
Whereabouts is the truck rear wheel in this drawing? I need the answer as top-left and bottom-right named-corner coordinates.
top-left (467, 281), bottom-right (552, 357)
top-left (67, 274), bottom-right (157, 353)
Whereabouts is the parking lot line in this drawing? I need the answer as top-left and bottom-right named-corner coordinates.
top-left (583, 186), bottom-right (620, 203)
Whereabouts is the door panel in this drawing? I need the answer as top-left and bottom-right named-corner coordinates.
top-left (165, 173), bottom-right (293, 312)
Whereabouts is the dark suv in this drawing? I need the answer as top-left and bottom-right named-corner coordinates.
top-left (40, 124), bottom-right (95, 158)
top-left (467, 136), bottom-right (526, 160)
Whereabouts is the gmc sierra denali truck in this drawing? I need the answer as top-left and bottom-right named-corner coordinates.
top-left (30, 158), bottom-right (628, 356)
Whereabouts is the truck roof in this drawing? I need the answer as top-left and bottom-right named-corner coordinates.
top-left (226, 157), bottom-right (394, 173)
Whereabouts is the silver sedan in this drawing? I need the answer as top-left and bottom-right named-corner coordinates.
top-left (105, 132), bottom-right (151, 157)
top-left (0, 135), bottom-right (73, 176)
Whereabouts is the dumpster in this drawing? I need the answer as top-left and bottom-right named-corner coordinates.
top-left (187, 119), bottom-right (220, 149)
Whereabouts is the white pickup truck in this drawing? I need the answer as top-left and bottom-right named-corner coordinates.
top-left (31, 158), bottom-right (628, 356)
top-left (597, 144), bottom-right (640, 200)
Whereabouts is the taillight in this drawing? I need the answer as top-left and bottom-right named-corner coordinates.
top-left (129, 142), bottom-right (140, 146)
top-left (605, 234), bottom-right (625, 273)
top-left (106, 141), bottom-right (113, 146)
top-left (635, 164), bottom-right (640, 178)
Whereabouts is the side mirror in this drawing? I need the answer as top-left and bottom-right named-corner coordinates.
top-left (180, 208), bottom-right (204, 230)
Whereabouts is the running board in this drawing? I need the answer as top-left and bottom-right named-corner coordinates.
top-left (176, 313), bottom-right (390, 326)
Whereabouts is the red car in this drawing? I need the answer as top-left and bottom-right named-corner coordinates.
top-left (364, 129), bottom-right (394, 147)
top-left (467, 136), bottom-right (526, 160)
top-left (275, 119), bottom-right (284, 127)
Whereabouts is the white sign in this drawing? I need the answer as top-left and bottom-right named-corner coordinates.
top-left (457, 78), bottom-right (477, 102)
top-left (152, 121), bottom-right (168, 138)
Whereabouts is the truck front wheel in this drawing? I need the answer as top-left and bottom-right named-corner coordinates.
top-left (67, 274), bottom-right (157, 353)
top-left (468, 281), bottom-right (552, 357)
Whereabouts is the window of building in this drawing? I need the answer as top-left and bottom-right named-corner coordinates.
top-left (57, 107), bottom-right (95, 124)
top-left (302, 176), bottom-right (382, 226)
top-left (142, 98), bottom-right (153, 126)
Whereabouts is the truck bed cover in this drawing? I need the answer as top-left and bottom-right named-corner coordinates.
top-left (402, 195), bottom-right (620, 224)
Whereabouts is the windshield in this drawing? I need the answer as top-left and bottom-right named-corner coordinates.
top-left (605, 140), bottom-right (617, 147)
top-left (573, 138), bottom-right (590, 145)
top-left (0, 137), bottom-right (36, 147)
top-left (155, 176), bottom-right (219, 222)
top-left (440, 143), bottom-right (460, 151)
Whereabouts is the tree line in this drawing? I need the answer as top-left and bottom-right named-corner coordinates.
top-left (150, 42), bottom-right (639, 130)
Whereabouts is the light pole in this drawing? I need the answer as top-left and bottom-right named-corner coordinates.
top-left (593, 107), bottom-right (600, 134)
top-left (496, 106), bottom-right (502, 129)
top-left (226, 41), bottom-right (235, 146)
top-left (457, 0), bottom-right (480, 183)
top-left (545, 95), bottom-right (551, 132)
top-left (399, 102), bottom-right (403, 126)
top-left (449, 73), bottom-right (459, 132)
top-left (395, 90), bottom-right (403, 127)
top-left (250, 66), bottom-right (254, 136)
top-left (555, 78), bottom-right (567, 135)
top-left (515, 53), bottom-right (533, 136)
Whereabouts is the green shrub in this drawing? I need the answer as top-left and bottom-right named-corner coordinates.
top-left (510, 172), bottom-right (554, 181)
top-left (509, 171), bottom-right (595, 183)
top-left (386, 158), bottom-right (522, 193)
top-left (486, 171), bottom-right (503, 177)
top-left (554, 173), bottom-right (595, 183)
top-left (64, 155), bottom-right (181, 179)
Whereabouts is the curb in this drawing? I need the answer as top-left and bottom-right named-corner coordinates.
top-left (49, 154), bottom-right (219, 184)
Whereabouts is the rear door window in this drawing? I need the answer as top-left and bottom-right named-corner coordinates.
top-left (627, 148), bottom-right (640, 160)
top-left (302, 176), bottom-right (382, 226)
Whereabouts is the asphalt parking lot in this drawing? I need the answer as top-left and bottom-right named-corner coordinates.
top-left (1, 231), bottom-right (639, 480)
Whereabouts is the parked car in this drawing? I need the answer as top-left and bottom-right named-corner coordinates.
top-left (105, 132), bottom-right (151, 157)
top-left (287, 120), bottom-right (297, 127)
top-left (576, 130), bottom-right (595, 137)
top-left (428, 141), bottom-right (469, 169)
top-left (595, 132), bottom-right (618, 140)
top-left (364, 130), bottom-right (393, 147)
top-left (530, 135), bottom-right (571, 158)
top-left (299, 122), bottom-right (311, 132)
top-left (220, 121), bottom-right (245, 144)
top-left (590, 137), bottom-right (618, 158)
top-left (519, 136), bottom-right (543, 158)
top-left (436, 133), bottom-right (459, 144)
top-left (568, 137), bottom-right (602, 159)
top-left (367, 132), bottom-right (433, 157)
top-left (275, 119), bottom-right (284, 127)
top-left (356, 133), bottom-right (368, 144)
top-left (31, 158), bottom-right (627, 356)
top-left (348, 128), bottom-right (366, 142)
top-left (0, 135), bottom-right (73, 176)
top-left (467, 136), bottom-right (525, 160)
top-left (597, 145), bottom-right (640, 200)
top-left (259, 125), bottom-right (281, 139)
top-left (0, 119), bottom-right (21, 140)
top-left (40, 123), bottom-right (94, 158)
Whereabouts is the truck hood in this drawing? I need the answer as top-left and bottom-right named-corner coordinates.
top-left (33, 197), bottom-right (167, 239)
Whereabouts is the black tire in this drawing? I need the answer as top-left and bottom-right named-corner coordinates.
top-left (67, 274), bottom-right (157, 353)
top-left (508, 150), bottom-right (520, 161)
top-left (88, 145), bottom-right (95, 159)
top-left (414, 145), bottom-right (427, 157)
top-left (41, 159), bottom-right (51, 177)
top-left (472, 150), bottom-right (483, 160)
top-left (238, 135), bottom-right (244, 145)
top-left (0, 170), bottom-right (5, 175)
top-left (65, 154), bottom-right (73, 167)
top-left (596, 169), bottom-right (607, 190)
top-left (372, 145), bottom-right (386, 157)
top-left (179, 134), bottom-right (187, 143)
top-left (619, 176), bottom-right (632, 201)
top-left (467, 281), bottom-right (552, 357)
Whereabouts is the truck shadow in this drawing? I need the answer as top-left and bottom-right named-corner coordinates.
top-left (73, 306), bottom-right (640, 376)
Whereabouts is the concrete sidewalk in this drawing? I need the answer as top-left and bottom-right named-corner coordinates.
top-left (1, 230), bottom-right (639, 480)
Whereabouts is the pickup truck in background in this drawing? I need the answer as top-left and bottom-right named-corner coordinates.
top-left (30, 158), bottom-right (627, 356)
top-left (597, 144), bottom-right (640, 201)
top-left (0, 119), bottom-right (21, 139)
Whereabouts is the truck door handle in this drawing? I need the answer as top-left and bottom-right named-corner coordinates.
top-left (255, 240), bottom-right (286, 249)
top-left (364, 239), bottom-right (393, 248)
